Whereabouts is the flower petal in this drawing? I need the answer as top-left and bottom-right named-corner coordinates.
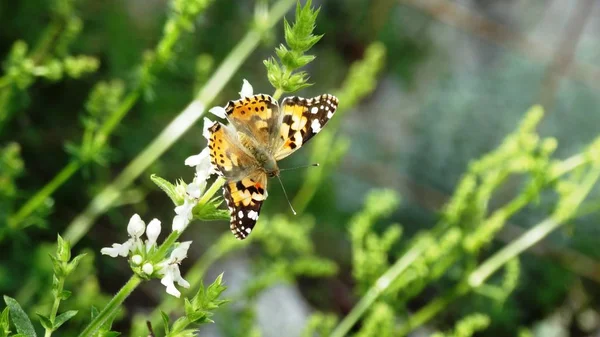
top-left (202, 117), bottom-right (215, 140)
top-left (193, 147), bottom-right (214, 182)
top-left (209, 106), bottom-right (227, 119)
top-left (172, 213), bottom-right (189, 232)
top-left (171, 241), bottom-right (192, 261)
top-left (160, 269), bottom-right (181, 298)
top-left (100, 242), bottom-right (131, 258)
top-left (239, 79), bottom-right (253, 98)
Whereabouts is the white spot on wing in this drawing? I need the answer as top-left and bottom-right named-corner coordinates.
top-left (248, 210), bottom-right (258, 220)
top-left (238, 211), bottom-right (244, 218)
top-left (245, 228), bottom-right (252, 234)
top-left (311, 119), bottom-right (322, 133)
top-left (327, 111), bottom-right (334, 118)
top-left (311, 107), bottom-right (319, 114)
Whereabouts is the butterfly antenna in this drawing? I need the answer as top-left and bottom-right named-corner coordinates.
top-left (276, 175), bottom-right (297, 215)
top-left (279, 163), bottom-right (320, 172)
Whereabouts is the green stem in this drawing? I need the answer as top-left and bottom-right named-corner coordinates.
top-left (198, 177), bottom-right (226, 206)
top-left (395, 163), bottom-right (600, 336)
top-left (328, 243), bottom-right (426, 337)
top-left (273, 88), bottom-right (284, 101)
top-left (93, 90), bottom-right (142, 146)
top-left (469, 164), bottom-right (600, 288)
top-left (6, 161), bottom-right (81, 235)
top-left (2, 0), bottom-right (216, 242)
top-left (44, 277), bottom-right (65, 337)
top-left (153, 231), bottom-right (182, 262)
top-left (396, 283), bottom-right (469, 337)
top-left (62, 0), bottom-right (296, 246)
top-left (78, 275), bottom-right (142, 337)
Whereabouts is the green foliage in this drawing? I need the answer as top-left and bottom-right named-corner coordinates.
top-left (352, 302), bottom-right (395, 337)
top-left (301, 312), bottom-right (337, 337)
top-left (264, 0), bottom-right (322, 94)
top-left (350, 189), bottom-right (402, 294)
top-left (0, 143), bottom-right (23, 226)
top-left (163, 274), bottom-right (228, 337)
top-left (431, 313), bottom-right (491, 337)
top-left (243, 215), bottom-right (338, 298)
top-left (65, 80), bottom-right (126, 166)
top-left (3, 296), bottom-right (37, 337)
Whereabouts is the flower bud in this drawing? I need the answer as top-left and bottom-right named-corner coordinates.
top-left (146, 219), bottom-right (162, 245)
top-left (127, 214), bottom-right (145, 238)
top-left (142, 263), bottom-right (154, 275)
top-left (131, 254), bottom-right (143, 265)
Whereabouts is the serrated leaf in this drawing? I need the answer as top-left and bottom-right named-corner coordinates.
top-left (35, 313), bottom-right (52, 330)
top-left (53, 310), bottom-right (77, 330)
top-left (160, 311), bottom-right (170, 335)
top-left (3, 296), bottom-right (36, 337)
top-left (151, 174), bottom-right (181, 205)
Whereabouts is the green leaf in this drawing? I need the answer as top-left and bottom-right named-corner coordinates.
top-left (98, 332), bottom-right (121, 337)
top-left (3, 296), bottom-right (37, 337)
top-left (170, 317), bottom-right (188, 334)
top-left (90, 306), bottom-right (99, 320)
top-left (56, 234), bottom-right (71, 262)
top-left (59, 290), bottom-right (72, 300)
top-left (160, 311), bottom-right (170, 335)
top-left (53, 310), bottom-right (78, 329)
top-left (66, 253), bottom-right (87, 275)
top-left (0, 307), bottom-right (10, 337)
top-left (151, 174), bottom-right (182, 205)
top-left (36, 313), bottom-right (52, 330)
top-left (192, 198), bottom-right (229, 221)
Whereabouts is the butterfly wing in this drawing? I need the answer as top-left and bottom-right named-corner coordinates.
top-left (224, 94), bottom-right (281, 146)
top-left (223, 171), bottom-right (267, 240)
top-left (208, 122), bottom-right (258, 180)
top-left (273, 94), bottom-right (339, 160)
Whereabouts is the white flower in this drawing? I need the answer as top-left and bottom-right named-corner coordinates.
top-left (209, 106), bottom-right (227, 119)
top-left (186, 178), bottom-right (204, 199)
top-left (239, 79), bottom-right (253, 98)
top-left (173, 198), bottom-right (195, 232)
top-left (100, 241), bottom-right (131, 258)
top-left (101, 214), bottom-right (153, 259)
top-left (158, 241), bottom-right (192, 297)
top-left (185, 147), bottom-right (214, 181)
top-left (127, 214), bottom-right (145, 238)
top-left (146, 218), bottom-right (161, 248)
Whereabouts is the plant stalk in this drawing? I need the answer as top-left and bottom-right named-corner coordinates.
top-left (78, 275), bottom-right (142, 337)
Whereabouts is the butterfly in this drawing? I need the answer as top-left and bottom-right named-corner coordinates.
top-left (207, 93), bottom-right (339, 239)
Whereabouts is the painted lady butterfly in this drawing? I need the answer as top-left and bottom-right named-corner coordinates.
top-left (207, 93), bottom-right (339, 239)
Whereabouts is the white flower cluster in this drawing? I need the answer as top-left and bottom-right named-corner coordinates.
top-left (100, 80), bottom-right (253, 298)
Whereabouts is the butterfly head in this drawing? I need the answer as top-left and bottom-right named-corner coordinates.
top-left (262, 156), bottom-right (280, 178)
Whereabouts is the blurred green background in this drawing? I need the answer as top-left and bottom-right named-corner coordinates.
top-left (1, 0), bottom-right (600, 336)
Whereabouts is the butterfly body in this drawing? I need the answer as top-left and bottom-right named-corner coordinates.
top-left (208, 93), bottom-right (339, 239)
